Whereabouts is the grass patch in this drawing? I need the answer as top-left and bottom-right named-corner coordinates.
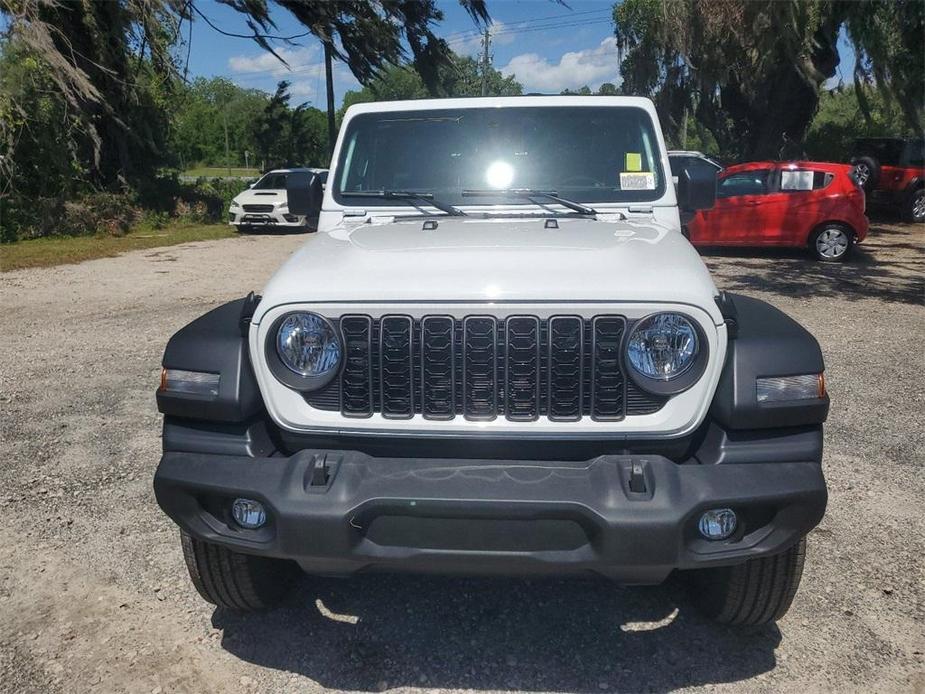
top-left (1, 223), bottom-right (237, 272)
top-left (182, 166), bottom-right (260, 179)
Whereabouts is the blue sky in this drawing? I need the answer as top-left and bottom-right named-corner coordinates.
top-left (184, 0), bottom-right (856, 106)
top-left (188, 1), bottom-right (626, 105)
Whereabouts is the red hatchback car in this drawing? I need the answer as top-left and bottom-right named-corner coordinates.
top-left (687, 161), bottom-right (869, 261)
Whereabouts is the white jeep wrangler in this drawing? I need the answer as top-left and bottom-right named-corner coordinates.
top-left (155, 97), bottom-right (828, 625)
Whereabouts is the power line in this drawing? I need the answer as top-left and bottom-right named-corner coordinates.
top-left (445, 17), bottom-right (613, 46)
top-left (190, 3), bottom-right (312, 42)
top-left (441, 7), bottom-right (612, 43)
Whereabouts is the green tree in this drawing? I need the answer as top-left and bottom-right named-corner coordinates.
top-left (805, 85), bottom-right (913, 162)
top-left (219, 1), bottom-right (489, 91)
top-left (1, 0), bottom-right (181, 189)
top-left (613, 0), bottom-right (924, 160)
top-left (252, 81), bottom-right (293, 170)
top-left (340, 52), bottom-right (522, 114)
top-left (1, 0), bottom-right (492, 188)
top-left (171, 77), bottom-right (268, 169)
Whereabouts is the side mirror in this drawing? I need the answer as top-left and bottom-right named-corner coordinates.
top-left (286, 172), bottom-right (324, 216)
top-left (677, 166), bottom-right (716, 218)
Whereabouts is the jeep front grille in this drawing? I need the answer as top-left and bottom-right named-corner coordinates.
top-left (305, 315), bottom-right (666, 422)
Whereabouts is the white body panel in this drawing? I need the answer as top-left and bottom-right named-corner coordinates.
top-left (252, 216), bottom-right (721, 323)
top-left (251, 97), bottom-right (727, 438)
top-left (251, 301), bottom-right (726, 439)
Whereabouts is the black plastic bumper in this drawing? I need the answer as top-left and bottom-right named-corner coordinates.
top-left (154, 450), bottom-right (826, 584)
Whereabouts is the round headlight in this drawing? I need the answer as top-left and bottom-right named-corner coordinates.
top-left (276, 312), bottom-right (341, 377)
top-left (626, 312), bottom-right (699, 381)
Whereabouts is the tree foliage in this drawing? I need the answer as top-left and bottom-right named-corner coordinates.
top-left (171, 77), bottom-right (268, 169)
top-left (340, 52), bottom-right (522, 112)
top-left (804, 85), bottom-right (912, 162)
top-left (0, 0), bottom-right (492, 194)
top-left (1, 0), bottom-right (183, 188)
top-left (218, 0), bottom-right (489, 91)
top-left (613, 0), bottom-right (924, 160)
top-left (249, 80), bottom-right (328, 169)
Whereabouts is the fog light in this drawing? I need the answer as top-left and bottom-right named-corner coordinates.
top-left (698, 508), bottom-right (737, 540)
top-left (232, 498), bottom-right (266, 529)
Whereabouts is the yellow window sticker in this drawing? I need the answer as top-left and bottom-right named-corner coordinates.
top-left (625, 152), bottom-right (642, 172)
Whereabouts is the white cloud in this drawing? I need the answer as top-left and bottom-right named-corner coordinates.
top-left (499, 36), bottom-right (622, 93)
top-left (287, 62), bottom-right (357, 102)
top-left (229, 46), bottom-right (360, 104)
top-left (228, 46), bottom-right (320, 77)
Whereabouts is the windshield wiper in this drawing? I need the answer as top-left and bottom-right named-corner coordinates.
top-left (461, 188), bottom-right (598, 216)
top-left (341, 190), bottom-right (466, 216)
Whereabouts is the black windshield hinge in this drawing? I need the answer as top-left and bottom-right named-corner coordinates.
top-left (715, 292), bottom-right (738, 339)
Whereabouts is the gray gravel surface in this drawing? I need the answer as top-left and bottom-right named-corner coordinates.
top-left (1, 222), bottom-right (923, 693)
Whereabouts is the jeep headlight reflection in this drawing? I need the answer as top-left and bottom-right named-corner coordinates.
top-left (626, 313), bottom-right (699, 381)
top-left (276, 312), bottom-right (341, 377)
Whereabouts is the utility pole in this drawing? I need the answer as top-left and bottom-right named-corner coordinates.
top-left (480, 27), bottom-right (491, 97)
top-left (324, 38), bottom-right (336, 159)
top-left (223, 108), bottom-right (230, 176)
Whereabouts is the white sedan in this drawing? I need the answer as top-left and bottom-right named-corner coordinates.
top-left (229, 168), bottom-right (327, 233)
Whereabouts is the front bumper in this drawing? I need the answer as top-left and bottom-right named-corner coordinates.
top-left (154, 450), bottom-right (826, 583)
top-left (229, 210), bottom-right (306, 227)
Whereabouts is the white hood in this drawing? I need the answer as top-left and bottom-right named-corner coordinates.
top-left (254, 216), bottom-right (723, 324)
top-left (233, 188), bottom-right (286, 206)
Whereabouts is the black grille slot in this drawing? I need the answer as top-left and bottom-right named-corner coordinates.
top-left (505, 316), bottom-right (540, 421)
top-left (591, 316), bottom-right (626, 420)
top-left (242, 204), bottom-right (274, 212)
top-left (463, 316), bottom-right (498, 420)
top-left (421, 316), bottom-right (455, 420)
top-left (548, 316), bottom-right (584, 421)
top-left (304, 314), bottom-right (665, 421)
top-left (626, 380), bottom-right (668, 415)
top-left (379, 315), bottom-right (414, 418)
top-left (340, 315), bottom-right (373, 417)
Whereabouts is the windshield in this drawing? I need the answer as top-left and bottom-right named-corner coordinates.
top-left (253, 172), bottom-right (288, 190)
top-left (333, 106), bottom-right (666, 208)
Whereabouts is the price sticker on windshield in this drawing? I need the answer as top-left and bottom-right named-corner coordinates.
top-left (620, 172), bottom-right (656, 190)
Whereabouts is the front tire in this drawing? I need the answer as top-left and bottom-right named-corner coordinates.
top-left (180, 532), bottom-right (299, 611)
top-left (687, 538), bottom-right (807, 626)
top-left (810, 224), bottom-right (853, 262)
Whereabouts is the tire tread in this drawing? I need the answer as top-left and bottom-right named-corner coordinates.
top-left (689, 538), bottom-right (807, 626)
top-left (179, 531), bottom-right (296, 611)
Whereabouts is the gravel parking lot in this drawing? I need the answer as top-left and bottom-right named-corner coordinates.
top-left (1, 221), bottom-right (923, 693)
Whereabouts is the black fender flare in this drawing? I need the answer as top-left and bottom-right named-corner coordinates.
top-left (156, 295), bottom-right (264, 422)
top-left (710, 294), bottom-right (829, 430)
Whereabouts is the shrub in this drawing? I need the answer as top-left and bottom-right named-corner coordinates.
top-left (2, 192), bottom-right (140, 240)
top-left (1, 174), bottom-right (253, 242)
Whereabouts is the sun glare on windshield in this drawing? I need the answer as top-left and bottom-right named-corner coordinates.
top-left (486, 160), bottom-right (515, 189)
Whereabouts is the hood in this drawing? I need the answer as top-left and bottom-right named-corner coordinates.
top-left (233, 188), bottom-right (286, 205)
top-left (256, 216), bottom-right (722, 323)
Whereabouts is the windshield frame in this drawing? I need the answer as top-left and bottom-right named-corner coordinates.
top-left (331, 105), bottom-right (668, 211)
